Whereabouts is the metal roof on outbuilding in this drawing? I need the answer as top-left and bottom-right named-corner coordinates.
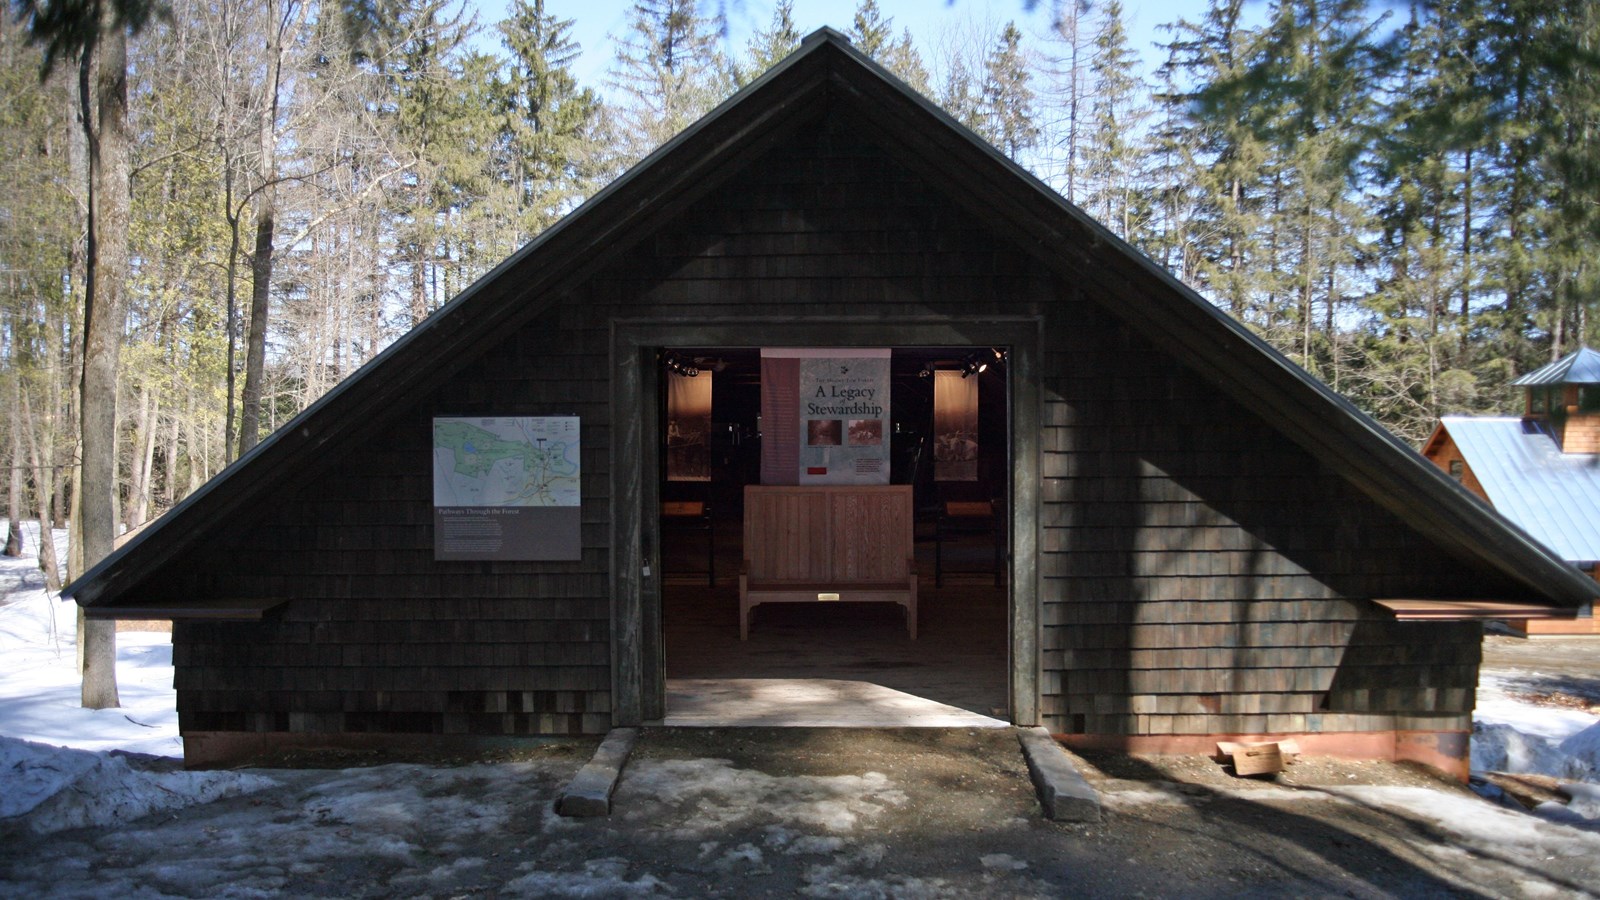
top-left (1440, 416), bottom-right (1600, 563)
top-left (1511, 346), bottom-right (1600, 386)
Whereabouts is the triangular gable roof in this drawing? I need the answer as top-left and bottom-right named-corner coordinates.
top-left (1435, 417), bottom-right (1600, 563)
top-left (65, 28), bottom-right (1598, 609)
top-left (1512, 346), bottom-right (1600, 386)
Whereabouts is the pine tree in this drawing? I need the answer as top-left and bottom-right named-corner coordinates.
top-left (847, 0), bottom-right (928, 93)
top-left (608, 0), bottom-right (728, 162)
top-left (848, 0), bottom-right (893, 58)
top-left (1165, 0), bottom-right (1271, 319)
top-left (1144, 35), bottom-right (1203, 279)
top-left (1526, 1), bottom-right (1600, 359)
top-left (498, 0), bottom-right (601, 245)
top-left (738, 0), bottom-right (800, 85)
top-left (939, 56), bottom-right (982, 133)
top-left (976, 22), bottom-right (1038, 158)
top-left (1082, 0), bottom-right (1150, 241)
top-left (1246, 0), bottom-right (1381, 379)
top-left (884, 28), bottom-right (931, 95)
top-left (380, 0), bottom-right (475, 325)
top-left (1357, 3), bottom-right (1492, 435)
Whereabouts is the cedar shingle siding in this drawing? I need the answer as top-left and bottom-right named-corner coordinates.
top-left (72, 34), bottom-right (1589, 763)
top-left (133, 111), bottom-right (1497, 739)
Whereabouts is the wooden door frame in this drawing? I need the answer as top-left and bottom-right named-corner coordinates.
top-left (610, 316), bottom-right (1043, 725)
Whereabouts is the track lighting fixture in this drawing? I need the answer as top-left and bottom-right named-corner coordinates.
top-left (961, 354), bottom-right (988, 378)
top-left (660, 351), bottom-right (700, 377)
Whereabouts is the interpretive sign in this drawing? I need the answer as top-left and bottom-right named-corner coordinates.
top-left (798, 351), bottom-right (890, 485)
top-left (432, 416), bottom-right (581, 560)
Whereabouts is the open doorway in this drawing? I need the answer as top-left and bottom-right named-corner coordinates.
top-left (655, 347), bottom-right (1011, 726)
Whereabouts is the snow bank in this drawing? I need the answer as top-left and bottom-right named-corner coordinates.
top-left (0, 521), bottom-right (181, 757)
top-left (1474, 673), bottom-right (1600, 782)
top-left (0, 522), bottom-right (261, 835)
top-left (0, 736), bottom-right (275, 835)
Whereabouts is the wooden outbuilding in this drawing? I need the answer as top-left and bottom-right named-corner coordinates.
top-left (1423, 346), bottom-right (1600, 635)
top-left (65, 30), bottom-right (1594, 775)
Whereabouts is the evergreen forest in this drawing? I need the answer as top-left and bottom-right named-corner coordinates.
top-left (4, 0), bottom-right (1599, 588)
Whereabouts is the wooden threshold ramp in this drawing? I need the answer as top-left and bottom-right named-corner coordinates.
top-left (658, 678), bottom-right (1008, 728)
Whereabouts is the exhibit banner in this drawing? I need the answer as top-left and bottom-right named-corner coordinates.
top-left (432, 416), bottom-right (582, 560)
top-left (934, 370), bottom-right (979, 481)
top-left (665, 371), bottom-right (712, 481)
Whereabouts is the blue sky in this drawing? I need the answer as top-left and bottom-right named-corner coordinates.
top-left (467, 0), bottom-right (1229, 90)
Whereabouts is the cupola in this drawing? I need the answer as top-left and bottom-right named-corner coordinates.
top-left (1513, 346), bottom-right (1600, 453)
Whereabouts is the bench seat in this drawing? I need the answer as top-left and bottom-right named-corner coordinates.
top-left (739, 485), bottom-right (917, 640)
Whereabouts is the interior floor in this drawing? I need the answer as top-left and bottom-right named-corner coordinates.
top-left (658, 518), bottom-right (1009, 726)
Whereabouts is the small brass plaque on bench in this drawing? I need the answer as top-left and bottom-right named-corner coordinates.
top-left (817, 592), bottom-right (841, 602)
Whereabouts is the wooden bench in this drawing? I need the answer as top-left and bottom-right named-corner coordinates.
top-left (739, 484), bottom-right (917, 640)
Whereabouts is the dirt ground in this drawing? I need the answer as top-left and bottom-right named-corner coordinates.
top-left (5, 727), bottom-right (1600, 899)
top-left (1482, 632), bottom-right (1600, 711)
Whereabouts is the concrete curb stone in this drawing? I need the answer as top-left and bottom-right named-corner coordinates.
top-left (556, 727), bottom-right (638, 817)
top-left (1017, 726), bottom-right (1101, 822)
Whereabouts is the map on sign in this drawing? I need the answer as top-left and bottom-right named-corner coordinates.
top-left (432, 417), bottom-right (580, 508)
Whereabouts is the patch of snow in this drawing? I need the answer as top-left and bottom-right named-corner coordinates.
top-left (1562, 782), bottom-right (1600, 820)
top-left (1329, 785), bottom-right (1600, 859)
top-left (0, 521), bottom-right (181, 758)
top-left (714, 842), bottom-right (764, 871)
top-left (0, 736), bottom-right (275, 835)
top-left (980, 852), bottom-right (1028, 871)
top-left (619, 758), bottom-right (907, 835)
top-left (799, 866), bottom-right (949, 899)
top-left (390, 855), bottom-right (488, 889)
top-left (1475, 674), bottom-right (1600, 771)
top-left (504, 857), bottom-right (668, 897)
top-left (784, 834), bottom-right (847, 855)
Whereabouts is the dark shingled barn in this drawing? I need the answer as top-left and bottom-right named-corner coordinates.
top-left (65, 29), bottom-right (1593, 775)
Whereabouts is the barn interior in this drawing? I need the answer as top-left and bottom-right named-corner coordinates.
top-left (656, 347), bottom-right (1012, 726)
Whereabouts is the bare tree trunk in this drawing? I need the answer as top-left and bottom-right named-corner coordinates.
top-left (64, 41), bottom-right (87, 588)
top-left (223, 194), bottom-right (242, 460)
top-left (67, 440), bottom-right (82, 586)
top-left (125, 386), bottom-right (157, 527)
top-left (78, 10), bottom-right (129, 710)
top-left (162, 405), bottom-right (180, 508)
top-left (21, 395), bottom-right (62, 590)
top-left (1460, 147), bottom-right (1474, 325)
top-left (187, 390), bottom-right (203, 495)
top-left (6, 376), bottom-right (24, 557)
top-left (238, 0), bottom-right (288, 455)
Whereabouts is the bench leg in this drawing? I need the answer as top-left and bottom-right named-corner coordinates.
top-left (739, 576), bottom-right (750, 640)
top-left (907, 578), bottom-right (918, 640)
